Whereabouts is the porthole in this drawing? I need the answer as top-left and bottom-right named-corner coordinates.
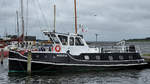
top-left (96, 55), bottom-right (100, 60)
top-left (45, 55), bottom-right (48, 58)
top-left (119, 55), bottom-right (124, 60)
top-left (36, 55), bottom-right (39, 58)
top-left (109, 56), bottom-right (113, 61)
top-left (129, 56), bottom-right (133, 60)
top-left (53, 56), bottom-right (56, 59)
top-left (84, 55), bottom-right (89, 60)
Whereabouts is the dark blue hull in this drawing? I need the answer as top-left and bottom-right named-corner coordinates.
top-left (9, 59), bottom-right (148, 73)
top-left (9, 51), bottom-right (148, 73)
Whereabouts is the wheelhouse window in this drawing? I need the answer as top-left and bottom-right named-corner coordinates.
top-left (75, 37), bottom-right (84, 46)
top-left (70, 37), bottom-right (74, 46)
top-left (58, 35), bottom-right (68, 45)
top-left (48, 35), bottom-right (54, 44)
top-left (51, 34), bottom-right (60, 44)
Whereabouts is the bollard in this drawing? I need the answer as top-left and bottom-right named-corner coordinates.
top-left (27, 50), bottom-right (32, 75)
top-left (1, 49), bottom-right (4, 65)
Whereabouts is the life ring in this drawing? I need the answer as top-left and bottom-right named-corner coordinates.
top-left (55, 45), bottom-right (61, 52)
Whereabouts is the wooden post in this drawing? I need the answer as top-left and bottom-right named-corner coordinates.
top-left (1, 49), bottom-right (4, 65)
top-left (27, 50), bottom-right (32, 75)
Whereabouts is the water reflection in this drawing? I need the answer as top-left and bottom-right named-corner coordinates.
top-left (8, 69), bottom-right (150, 84)
top-left (4, 42), bottom-right (150, 84)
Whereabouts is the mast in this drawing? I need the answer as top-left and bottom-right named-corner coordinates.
top-left (16, 11), bottom-right (20, 46)
top-left (53, 4), bottom-right (56, 32)
top-left (74, 0), bottom-right (77, 34)
top-left (21, 0), bottom-right (24, 42)
top-left (26, 0), bottom-right (29, 37)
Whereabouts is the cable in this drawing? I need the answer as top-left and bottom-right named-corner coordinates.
top-left (35, 0), bottom-right (50, 28)
top-left (0, 0), bottom-right (6, 9)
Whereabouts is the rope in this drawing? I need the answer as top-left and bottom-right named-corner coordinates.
top-left (34, 0), bottom-right (50, 28)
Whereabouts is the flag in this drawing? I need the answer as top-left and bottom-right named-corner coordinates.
top-left (79, 24), bottom-right (88, 33)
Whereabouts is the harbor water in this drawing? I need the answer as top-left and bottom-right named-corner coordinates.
top-left (0, 42), bottom-right (150, 84)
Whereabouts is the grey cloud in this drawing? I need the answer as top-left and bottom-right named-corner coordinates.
top-left (0, 0), bottom-right (150, 41)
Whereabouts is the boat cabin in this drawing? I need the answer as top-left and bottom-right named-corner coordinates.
top-left (43, 31), bottom-right (99, 55)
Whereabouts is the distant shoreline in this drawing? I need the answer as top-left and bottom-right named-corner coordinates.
top-left (126, 37), bottom-right (150, 42)
top-left (126, 40), bottom-right (150, 42)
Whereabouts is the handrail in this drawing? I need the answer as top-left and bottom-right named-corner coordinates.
top-left (96, 45), bottom-right (141, 53)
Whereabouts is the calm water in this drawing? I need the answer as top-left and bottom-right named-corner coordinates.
top-left (0, 42), bottom-right (150, 84)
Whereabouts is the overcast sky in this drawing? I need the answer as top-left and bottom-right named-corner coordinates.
top-left (0, 0), bottom-right (150, 41)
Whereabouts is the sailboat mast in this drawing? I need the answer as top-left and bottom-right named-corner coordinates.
top-left (16, 11), bottom-right (20, 46)
top-left (74, 0), bottom-right (77, 34)
top-left (53, 4), bottom-right (56, 32)
top-left (21, 0), bottom-right (24, 42)
top-left (16, 11), bottom-right (19, 38)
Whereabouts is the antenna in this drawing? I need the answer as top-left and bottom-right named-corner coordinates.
top-left (95, 33), bottom-right (99, 42)
top-left (53, 4), bottom-right (56, 32)
top-left (74, 0), bottom-right (77, 34)
top-left (4, 28), bottom-right (7, 38)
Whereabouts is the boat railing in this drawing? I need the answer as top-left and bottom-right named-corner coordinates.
top-left (96, 45), bottom-right (141, 53)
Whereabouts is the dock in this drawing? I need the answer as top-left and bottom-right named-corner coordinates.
top-left (142, 56), bottom-right (150, 61)
top-left (142, 56), bottom-right (150, 65)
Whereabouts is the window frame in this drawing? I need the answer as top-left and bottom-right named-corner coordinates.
top-left (69, 37), bottom-right (75, 46)
top-left (50, 34), bottom-right (60, 44)
top-left (58, 35), bottom-right (68, 46)
top-left (75, 37), bottom-right (84, 46)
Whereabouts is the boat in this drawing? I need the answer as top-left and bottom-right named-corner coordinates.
top-left (8, 31), bottom-right (147, 72)
top-left (8, 0), bottom-right (147, 73)
top-left (0, 33), bottom-right (24, 58)
top-left (0, 9), bottom-right (24, 59)
top-left (0, 42), bottom-right (9, 58)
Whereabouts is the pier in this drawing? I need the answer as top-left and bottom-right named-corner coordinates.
top-left (0, 49), bottom-right (4, 65)
top-left (142, 56), bottom-right (150, 65)
top-left (27, 51), bottom-right (32, 75)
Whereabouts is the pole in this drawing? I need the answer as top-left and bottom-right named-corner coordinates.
top-left (1, 49), bottom-right (4, 65)
top-left (21, 0), bottom-right (24, 43)
top-left (95, 34), bottom-right (98, 43)
top-left (53, 4), bottom-right (56, 32)
top-left (16, 11), bottom-right (20, 47)
top-left (26, 0), bottom-right (29, 37)
top-left (27, 50), bottom-right (32, 75)
top-left (4, 28), bottom-right (7, 38)
top-left (74, 0), bottom-right (77, 34)
top-left (95, 34), bottom-right (99, 48)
